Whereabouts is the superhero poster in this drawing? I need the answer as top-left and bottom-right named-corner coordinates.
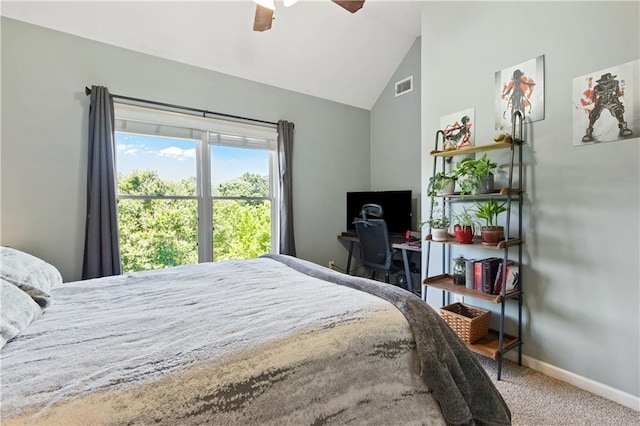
top-left (572, 60), bottom-right (639, 146)
top-left (494, 55), bottom-right (545, 130)
top-left (440, 108), bottom-right (475, 151)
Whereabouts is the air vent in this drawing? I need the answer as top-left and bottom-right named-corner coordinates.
top-left (395, 76), bottom-right (413, 97)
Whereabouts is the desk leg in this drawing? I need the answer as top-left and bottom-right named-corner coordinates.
top-left (401, 249), bottom-right (413, 294)
top-left (346, 241), bottom-right (354, 274)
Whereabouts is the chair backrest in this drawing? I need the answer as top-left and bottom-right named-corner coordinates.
top-left (354, 218), bottom-right (392, 271)
top-left (360, 203), bottom-right (383, 219)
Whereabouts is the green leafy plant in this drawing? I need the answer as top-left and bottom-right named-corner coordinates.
top-left (474, 200), bottom-right (507, 228)
top-left (453, 154), bottom-right (498, 197)
top-left (427, 171), bottom-right (456, 197)
top-left (453, 207), bottom-right (479, 233)
top-left (474, 154), bottom-right (498, 177)
top-left (422, 210), bottom-right (451, 229)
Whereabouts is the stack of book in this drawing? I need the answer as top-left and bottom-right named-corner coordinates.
top-left (472, 257), bottom-right (520, 295)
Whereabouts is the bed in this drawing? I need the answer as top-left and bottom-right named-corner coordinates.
top-left (1, 247), bottom-right (510, 425)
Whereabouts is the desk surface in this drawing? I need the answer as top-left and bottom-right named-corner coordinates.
top-left (392, 241), bottom-right (422, 252)
top-left (337, 234), bottom-right (422, 252)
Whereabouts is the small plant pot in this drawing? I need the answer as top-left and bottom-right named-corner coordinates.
top-left (453, 225), bottom-right (474, 244)
top-left (438, 180), bottom-right (456, 195)
top-left (480, 226), bottom-right (504, 246)
top-left (431, 228), bottom-right (449, 242)
top-left (476, 175), bottom-right (495, 194)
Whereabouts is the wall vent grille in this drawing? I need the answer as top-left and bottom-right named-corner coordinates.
top-left (395, 76), bottom-right (413, 97)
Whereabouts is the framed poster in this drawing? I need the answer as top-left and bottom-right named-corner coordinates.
top-left (572, 59), bottom-right (639, 146)
top-left (495, 55), bottom-right (545, 130)
top-left (440, 108), bottom-right (475, 151)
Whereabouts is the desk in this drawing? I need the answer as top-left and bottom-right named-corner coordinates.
top-left (391, 241), bottom-right (422, 296)
top-left (337, 235), bottom-right (422, 295)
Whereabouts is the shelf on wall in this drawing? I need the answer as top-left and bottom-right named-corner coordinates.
top-left (430, 140), bottom-right (523, 158)
top-left (423, 274), bottom-right (519, 303)
top-left (463, 329), bottom-right (520, 360)
top-left (436, 188), bottom-right (523, 201)
top-left (424, 236), bottom-right (523, 250)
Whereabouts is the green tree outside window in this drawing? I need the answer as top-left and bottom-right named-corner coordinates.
top-left (118, 171), bottom-right (271, 272)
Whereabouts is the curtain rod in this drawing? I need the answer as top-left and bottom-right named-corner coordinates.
top-left (84, 87), bottom-right (278, 127)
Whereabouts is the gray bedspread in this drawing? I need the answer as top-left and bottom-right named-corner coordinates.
top-left (1, 254), bottom-right (509, 425)
top-left (265, 254), bottom-right (511, 425)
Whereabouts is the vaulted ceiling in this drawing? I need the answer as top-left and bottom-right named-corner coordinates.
top-left (1, 1), bottom-right (423, 110)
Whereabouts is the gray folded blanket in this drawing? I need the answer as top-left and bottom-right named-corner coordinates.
top-left (263, 254), bottom-right (511, 426)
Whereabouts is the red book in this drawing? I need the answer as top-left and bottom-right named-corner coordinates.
top-left (474, 260), bottom-right (484, 292)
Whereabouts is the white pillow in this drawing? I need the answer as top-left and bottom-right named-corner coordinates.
top-left (0, 246), bottom-right (62, 308)
top-left (1, 279), bottom-right (43, 349)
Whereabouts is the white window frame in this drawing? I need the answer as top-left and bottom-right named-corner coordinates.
top-left (114, 103), bottom-right (279, 263)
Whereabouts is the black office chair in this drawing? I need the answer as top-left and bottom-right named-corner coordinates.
top-left (353, 204), bottom-right (407, 285)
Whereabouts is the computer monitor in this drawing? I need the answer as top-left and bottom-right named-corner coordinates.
top-left (346, 190), bottom-right (412, 235)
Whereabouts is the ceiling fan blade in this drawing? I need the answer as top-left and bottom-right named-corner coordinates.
top-left (331, 0), bottom-right (365, 13)
top-left (253, 5), bottom-right (274, 32)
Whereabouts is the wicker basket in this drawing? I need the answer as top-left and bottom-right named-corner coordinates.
top-left (440, 302), bottom-right (491, 344)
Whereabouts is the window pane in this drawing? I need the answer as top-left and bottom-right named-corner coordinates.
top-left (212, 199), bottom-right (271, 261)
top-left (118, 198), bottom-right (198, 272)
top-left (116, 132), bottom-right (197, 196)
top-left (211, 145), bottom-right (269, 197)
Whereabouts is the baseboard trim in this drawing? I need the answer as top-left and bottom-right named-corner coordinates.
top-left (504, 352), bottom-right (640, 411)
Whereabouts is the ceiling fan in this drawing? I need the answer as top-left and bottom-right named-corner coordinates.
top-left (253, 0), bottom-right (365, 32)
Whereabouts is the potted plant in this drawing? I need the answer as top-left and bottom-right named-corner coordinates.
top-left (474, 200), bottom-right (507, 245)
top-left (424, 212), bottom-right (451, 242)
top-left (474, 153), bottom-right (498, 193)
top-left (452, 207), bottom-right (478, 244)
top-left (427, 171), bottom-right (456, 198)
top-left (453, 154), bottom-right (498, 196)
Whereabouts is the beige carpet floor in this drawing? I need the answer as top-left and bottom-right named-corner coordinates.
top-left (477, 356), bottom-right (640, 425)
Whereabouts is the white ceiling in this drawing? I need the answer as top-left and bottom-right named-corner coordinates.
top-left (1, 0), bottom-right (423, 110)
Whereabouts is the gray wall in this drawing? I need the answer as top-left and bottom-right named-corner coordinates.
top-left (421, 2), bottom-right (639, 398)
top-left (0, 17), bottom-right (370, 281)
top-left (370, 38), bottom-right (422, 230)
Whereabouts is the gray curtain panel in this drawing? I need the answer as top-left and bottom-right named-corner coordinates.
top-left (82, 86), bottom-right (122, 279)
top-left (277, 120), bottom-right (296, 256)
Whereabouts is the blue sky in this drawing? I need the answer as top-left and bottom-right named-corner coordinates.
top-left (116, 133), bottom-right (268, 186)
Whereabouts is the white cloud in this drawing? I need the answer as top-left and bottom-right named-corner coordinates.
top-left (159, 146), bottom-right (196, 161)
top-left (117, 144), bottom-right (140, 155)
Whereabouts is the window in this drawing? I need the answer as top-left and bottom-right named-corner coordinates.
top-left (114, 104), bottom-right (278, 272)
